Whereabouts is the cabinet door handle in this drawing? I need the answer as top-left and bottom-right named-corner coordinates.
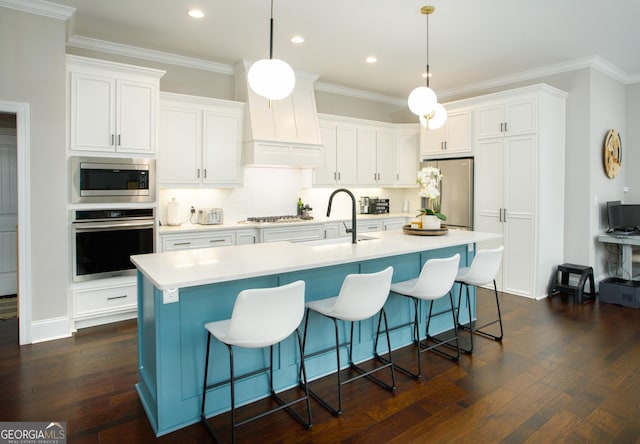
top-left (197, 168), bottom-right (200, 178)
top-left (500, 123), bottom-right (504, 132)
top-left (117, 134), bottom-right (121, 146)
top-left (333, 172), bottom-right (337, 180)
top-left (503, 208), bottom-right (507, 222)
top-left (338, 172), bottom-right (341, 180)
top-left (107, 295), bottom-right (127, 301)
top-left (204, 169), bottom-right (207, 179)
top-left (111, 134), bottom-right (115, 146)
top-left (504, 122), bottom-right (508, 132)
top-left (444, 141), bottom-right (447, 150)
top-left (499, 208), bottom-right (503, 222)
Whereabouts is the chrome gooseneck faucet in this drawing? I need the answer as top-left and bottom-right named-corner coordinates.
top-left (327, 188), bottom-right (357, 244)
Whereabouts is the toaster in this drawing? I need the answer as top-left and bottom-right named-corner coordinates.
top-left (197, 208), bottom-right (223, 225)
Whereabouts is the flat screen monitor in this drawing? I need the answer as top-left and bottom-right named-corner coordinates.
top-left (621, 204), bottom-right (640, 229)
top-left (607, 201), bottom-right (640, 232)
top-left (607, 200), bottom-right (622, 230)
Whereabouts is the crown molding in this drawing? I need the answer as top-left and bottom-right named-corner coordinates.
top-left (314, 82), bottom-right (406, 107)
top-left (64, 32), bottom-right (638, 102)
top-left (439, 56), bottom-right (634, 100)
top-left (66, 35), bottom-right (235, 75)
top-left (0, 0), bottom-right (74, 20)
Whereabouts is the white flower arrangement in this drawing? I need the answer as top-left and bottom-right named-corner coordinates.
top-left (416, 166), bottom-right (446, 220)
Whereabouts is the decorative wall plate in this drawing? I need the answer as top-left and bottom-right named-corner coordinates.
top-left (603, 129), bottom-right (621, 179)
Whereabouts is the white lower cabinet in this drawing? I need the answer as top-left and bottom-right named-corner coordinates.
top-left (73, 277), bottom-right (137, 329)
top-left (383, 218), bottom-right (406, 231)
top-left (260, 224), bottom-right (325, 243)
top-left (162, 231), bottom-right (235, 251)
top-left (340, 220), bottom-right (384, 237)
top-left (236, 229), bottom-right (258, 245)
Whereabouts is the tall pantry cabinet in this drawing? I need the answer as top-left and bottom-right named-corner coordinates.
top-left (473, 84), bottom-right (567, 299)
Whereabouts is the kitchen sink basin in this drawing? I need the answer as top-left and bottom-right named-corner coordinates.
top-left (299, 235), bottom-right (379, 246)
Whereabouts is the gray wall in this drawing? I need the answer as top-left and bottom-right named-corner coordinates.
top-left (0, 8), bottom-right (68, 322)
top-left (626, 83), bottom-right (640, 204)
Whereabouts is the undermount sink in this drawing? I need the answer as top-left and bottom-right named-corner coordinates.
top-left (300, 235), bottom-right (379, 246)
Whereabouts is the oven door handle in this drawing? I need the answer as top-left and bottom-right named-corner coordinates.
top-left (73, 220), bottom-right (155, 230)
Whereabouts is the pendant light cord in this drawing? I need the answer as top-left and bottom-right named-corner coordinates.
top-left (425, 11), bottom-right (430, 88)
top-left (269, 0), bottom-right (274, 59)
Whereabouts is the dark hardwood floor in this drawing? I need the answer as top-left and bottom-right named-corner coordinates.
top-left (1, 288), bottom-right (640, 443)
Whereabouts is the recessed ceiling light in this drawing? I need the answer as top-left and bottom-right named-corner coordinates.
top-left (188, 9), bottom-right (204, 19)
top-left (290, 36), bottom-right (304, 44)
top-left (366, 56), bottom-right (377, 63)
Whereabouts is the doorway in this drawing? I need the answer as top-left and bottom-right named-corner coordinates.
top-left (0, 113), bottom-right (18, 319)
top-left (0, 101), bottom-right (31, 344)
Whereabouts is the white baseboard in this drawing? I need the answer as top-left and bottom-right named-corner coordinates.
top-left (30, 316), bottom-right (72, 343)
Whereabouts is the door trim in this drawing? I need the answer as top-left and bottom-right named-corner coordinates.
top-left (0, 100), bottom-right (31, 344)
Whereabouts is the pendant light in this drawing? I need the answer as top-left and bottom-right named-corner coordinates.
top-left (248, 0), bottom-right (296, 101)
top-left (408, 6), bottom-right (447, 129)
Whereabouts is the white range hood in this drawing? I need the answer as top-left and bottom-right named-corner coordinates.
top-left (234, 60), bottom-right (323, 168)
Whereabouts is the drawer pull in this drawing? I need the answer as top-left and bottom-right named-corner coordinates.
top-left (209, 239), bottom-right (226, 243)
top-left (174, 241), bottom-right (192, 246)
top-left (107, 295), bottom-right (128, 301)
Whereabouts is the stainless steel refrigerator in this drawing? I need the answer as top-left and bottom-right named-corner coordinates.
top-left (421, 157), bottom-right (474, 230)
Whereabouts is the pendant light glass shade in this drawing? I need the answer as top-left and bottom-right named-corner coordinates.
top-left (248, 58), bottom-right (295, 100)
top-left (408, 85), bottom-right (437, 117)
top-left (419, 102), bottom-right (447, 129)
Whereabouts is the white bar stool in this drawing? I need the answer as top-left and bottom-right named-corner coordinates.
top-left (455, 246), bottom-right (504, 354)
top-left (301, 266), bottom-right (395, 416)
top-left (201, 280), bottom-right (312, 443)
top-left (385, 254), bottom-right (461, 379)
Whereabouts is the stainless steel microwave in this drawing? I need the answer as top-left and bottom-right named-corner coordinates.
top-left (71, 156), bottom-right (156, 204)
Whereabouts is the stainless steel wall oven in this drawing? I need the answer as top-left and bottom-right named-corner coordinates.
top-left (72, 208), bottom-right (155, 282)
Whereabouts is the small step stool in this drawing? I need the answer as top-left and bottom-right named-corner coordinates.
top-left (550, 263), bottom-right (595, 304)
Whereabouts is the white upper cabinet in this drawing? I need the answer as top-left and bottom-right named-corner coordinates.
top-left (158, 93), bottom-right (244, 187)
top-left (476, 98), bottom-right (536, 139)
top-left (356, 127), bottom-right (396, 186)
top-left (316, 114), bottom-right (400, 187)
top-left (420, 109), bottom-right (473, 158)
top-left (395, 125), bottom-right (419, 187)
top-left (67, 55), bottom-right (164, 154)
top-left (315, 121), bottom-right (358, 185)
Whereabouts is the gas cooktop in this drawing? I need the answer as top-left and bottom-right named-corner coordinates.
top-left (243, 215), bottom-right (313, 223)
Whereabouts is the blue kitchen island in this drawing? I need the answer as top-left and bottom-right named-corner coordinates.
top-left (131, 229), bottom-right (501, 436)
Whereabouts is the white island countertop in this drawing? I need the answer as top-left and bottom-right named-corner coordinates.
top-left (132, 229), bottom-right (502, 290)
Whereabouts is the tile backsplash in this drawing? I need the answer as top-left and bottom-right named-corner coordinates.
top-left (158, 167), bottom-right (419, 225)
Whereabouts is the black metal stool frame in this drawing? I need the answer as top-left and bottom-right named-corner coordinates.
top-left (300, 307), bottom-right (396, 417)
top-left (455, 278), bottom-right (503, 354)
top-left (201, 329), bottom-right (312, 443)
top-left (378, 291), bottom-right (461, 379)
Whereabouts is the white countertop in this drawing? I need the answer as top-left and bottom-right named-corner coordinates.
top-left (158, 213), bottom-right (413, 234)
top-left (133, 229), bottom-right (502, 290)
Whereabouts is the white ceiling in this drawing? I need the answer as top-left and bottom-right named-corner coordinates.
top-left (43, 0), bottom-right (640, 101)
